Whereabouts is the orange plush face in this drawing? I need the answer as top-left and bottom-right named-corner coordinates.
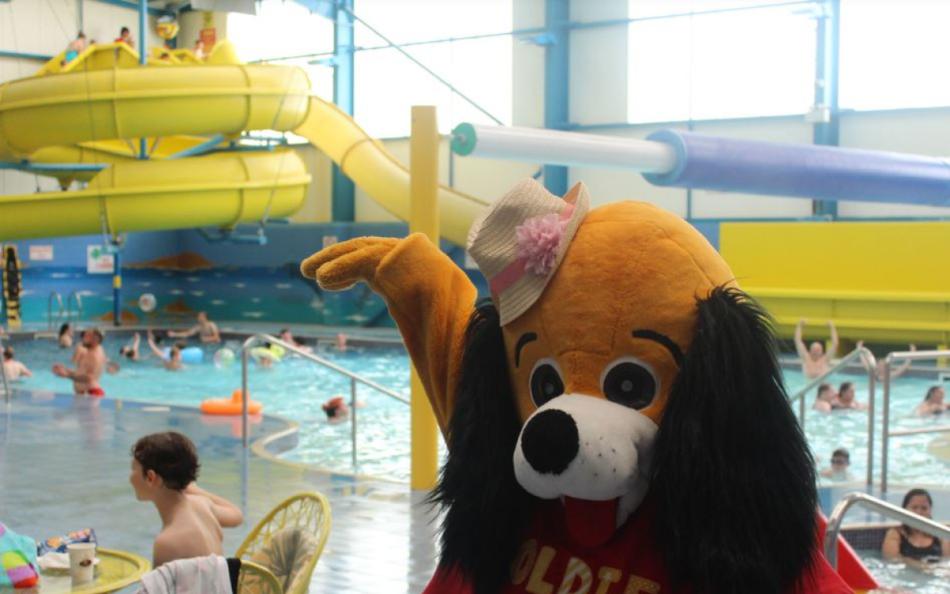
top-left (503, 200), bottom-right (734, 547)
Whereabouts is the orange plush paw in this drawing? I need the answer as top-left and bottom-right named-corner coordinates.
top-left (300, 236), bottom-right (400, 291)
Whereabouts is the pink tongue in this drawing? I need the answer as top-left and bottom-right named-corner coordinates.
top-left (563, 496), bottom-right (619, 548)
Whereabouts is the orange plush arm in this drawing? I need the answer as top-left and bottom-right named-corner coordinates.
top-left (301, 234), bottom-right (477, 432)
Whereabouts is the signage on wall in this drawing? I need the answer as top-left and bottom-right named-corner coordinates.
top-left (29, 245), bottom-right (54, 261)
top-left (87, 245), bottom-right (115, 274)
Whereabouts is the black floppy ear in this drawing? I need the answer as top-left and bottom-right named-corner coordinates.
top-left (429, 300), bottom-right (536, 594)
top-left (651, 286), bottom-right (817, 594)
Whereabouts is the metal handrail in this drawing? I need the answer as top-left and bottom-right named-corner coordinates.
top-left (824, 491), bottom-right (950, 568)
top-left (888, 425), bottom-right (950, 437)
top-left (47, 291), bottom-right (64, 330)
top-left (240, 334), bottom-right (409, 471)
top-left (789, 346), bottom-right (877, 485)
top-left (881, 349), bottom-right (950, 492)
top-left (66, 291), bottom-right (83, 322)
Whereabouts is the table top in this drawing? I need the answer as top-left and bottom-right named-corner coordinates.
top-left (11, 548), bottom-right (151, 594)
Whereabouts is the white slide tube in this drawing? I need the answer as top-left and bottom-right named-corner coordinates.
top-left (451, 123), bottom-right (677, 174)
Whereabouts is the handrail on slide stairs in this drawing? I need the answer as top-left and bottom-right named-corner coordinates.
top-left (240, 334), bottom-right (409, 471)
top-left (824, 492), bottom-right (950, 569)
top-left (788, 347), bottom-right (877, 486)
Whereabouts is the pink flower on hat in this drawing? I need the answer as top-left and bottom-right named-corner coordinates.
top-left (516, 213), bottom-right (568, 275)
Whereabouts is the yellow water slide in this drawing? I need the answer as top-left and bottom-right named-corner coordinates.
top-left (0, 42), bottom-right (486, 244)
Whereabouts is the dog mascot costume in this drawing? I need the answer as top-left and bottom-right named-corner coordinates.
top-left (302, 179), bottom-right (851, 594)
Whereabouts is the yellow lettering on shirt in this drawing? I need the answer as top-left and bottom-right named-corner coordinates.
top-left (512, 539), bottom-right (540, 586)
top-left (526, 546), bottom-right (558, 594)
top-left (594, 567), bottom-right (622, 594)
top-left (624, 575), bottom-right (660, 594)
top-left (557, 557), bottom-right (593, 594)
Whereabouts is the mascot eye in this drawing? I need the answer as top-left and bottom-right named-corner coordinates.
top-left (601, 357), bottom-right (658, 410)
top-left (529, 358), bottom-right (565, 407)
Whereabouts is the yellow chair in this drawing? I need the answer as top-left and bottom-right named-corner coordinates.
top-left (237, 559), bottom-right (284, 594)
top-left (235, 492), bottom-right (331, 594)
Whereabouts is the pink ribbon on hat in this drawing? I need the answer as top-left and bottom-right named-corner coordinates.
top-left (489, 202), bottom-right (575, 296)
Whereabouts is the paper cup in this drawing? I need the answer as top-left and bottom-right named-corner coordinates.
top-left (67, 542), bottom-right (96, 584)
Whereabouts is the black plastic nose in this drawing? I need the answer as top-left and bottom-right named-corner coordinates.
top-left (520, 409), bottom-right (579, 475)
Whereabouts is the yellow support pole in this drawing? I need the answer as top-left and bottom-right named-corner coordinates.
top-left (409, 105), bottom-right (440, 490)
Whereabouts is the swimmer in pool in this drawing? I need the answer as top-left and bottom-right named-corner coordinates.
top-left (279, 329), bottom-right (312, 353)
top-left (819, 448), bottom-right (852, 481)
top-left (119, 333), bottom-right (143, 361)
top-left (915, 386), bottom-right (948, 417)
top-left (2, 346), bottom-right (32, 381)
top-left (169, 311), bottom-right (220, 344)
top-left (147, 330), bottom-right (184, 371)
top-left (832, 381), bottom-right (867, 411)
top-left (794, 319), bottom-right (838, 379)
top-left (58, 323), bottom-right (74, 349)
top-left (322, 396), bottom-right (350, 424)
top-left (882, 488), bottom-right (950, 567)
top-left (813, 383), bottom-right (837, 413)
top-left (251, 342), bottom-right (281, 369)
top-left (857, 341), bottom-right (915, 381)
top-left (53, 328), bottom-right (107, 397)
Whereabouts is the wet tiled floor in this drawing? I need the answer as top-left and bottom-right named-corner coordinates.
top-left (0, 392), bottom-right (440, 593)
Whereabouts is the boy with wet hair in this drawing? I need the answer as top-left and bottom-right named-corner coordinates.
top-left (130, 432), bottom-right (243, 566)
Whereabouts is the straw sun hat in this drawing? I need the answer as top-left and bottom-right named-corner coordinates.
top-left (467, 178), bottom-right (590, 326)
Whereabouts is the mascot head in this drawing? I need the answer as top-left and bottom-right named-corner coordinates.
top-left (433, 179), bottom-right (817, 594)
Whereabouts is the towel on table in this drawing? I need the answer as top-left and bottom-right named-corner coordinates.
top-left (136, 554), bottom-right (231, 594)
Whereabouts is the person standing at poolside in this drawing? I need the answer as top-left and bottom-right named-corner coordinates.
top-left (916, 386), bottom-right (948, 417)
top-left (795, 319), bottom-right (838, 379)
top-left (129, 432), bottom-right (243, 567)
top-left (53, 328), bottom-right (107, 396)
top-left (2, 346), bottom-right (32, 381)
top-left (169, 311), bottom-right (220, 344)
top-left (833, 381), bottom-right (867, 411)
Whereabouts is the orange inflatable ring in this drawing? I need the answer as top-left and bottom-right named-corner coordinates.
top-left (201, 389), bottom-right (263, 416)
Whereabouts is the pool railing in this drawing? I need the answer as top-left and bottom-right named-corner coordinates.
top-left (240, 333), bottom-right (409, 472)
top-left (824, 491), bottom-right (950, 569)
top-left (881, 348), bottom-right (950, 492)
top-left (789, 346), bottom-right (877, 486)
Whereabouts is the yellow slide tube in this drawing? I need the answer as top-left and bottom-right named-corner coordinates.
top-left (0, 151), bottom-right (308, 240)
top-left (0, 64), bottom-right (310, 160)
top-left (1, 53), bottom-right (489, 243)
top-left (294, 97), bottom-right (489, 246)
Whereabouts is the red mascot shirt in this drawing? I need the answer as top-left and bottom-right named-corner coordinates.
top-left (424, 500), bottom-right (852, 594)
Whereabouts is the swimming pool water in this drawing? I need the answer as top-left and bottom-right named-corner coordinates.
top-left (4, 334), bottom-right (417, 479)
top-left (859, 552), bottom-right (950, 594)
top-left (5, 333), bottom-right (948, 487)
